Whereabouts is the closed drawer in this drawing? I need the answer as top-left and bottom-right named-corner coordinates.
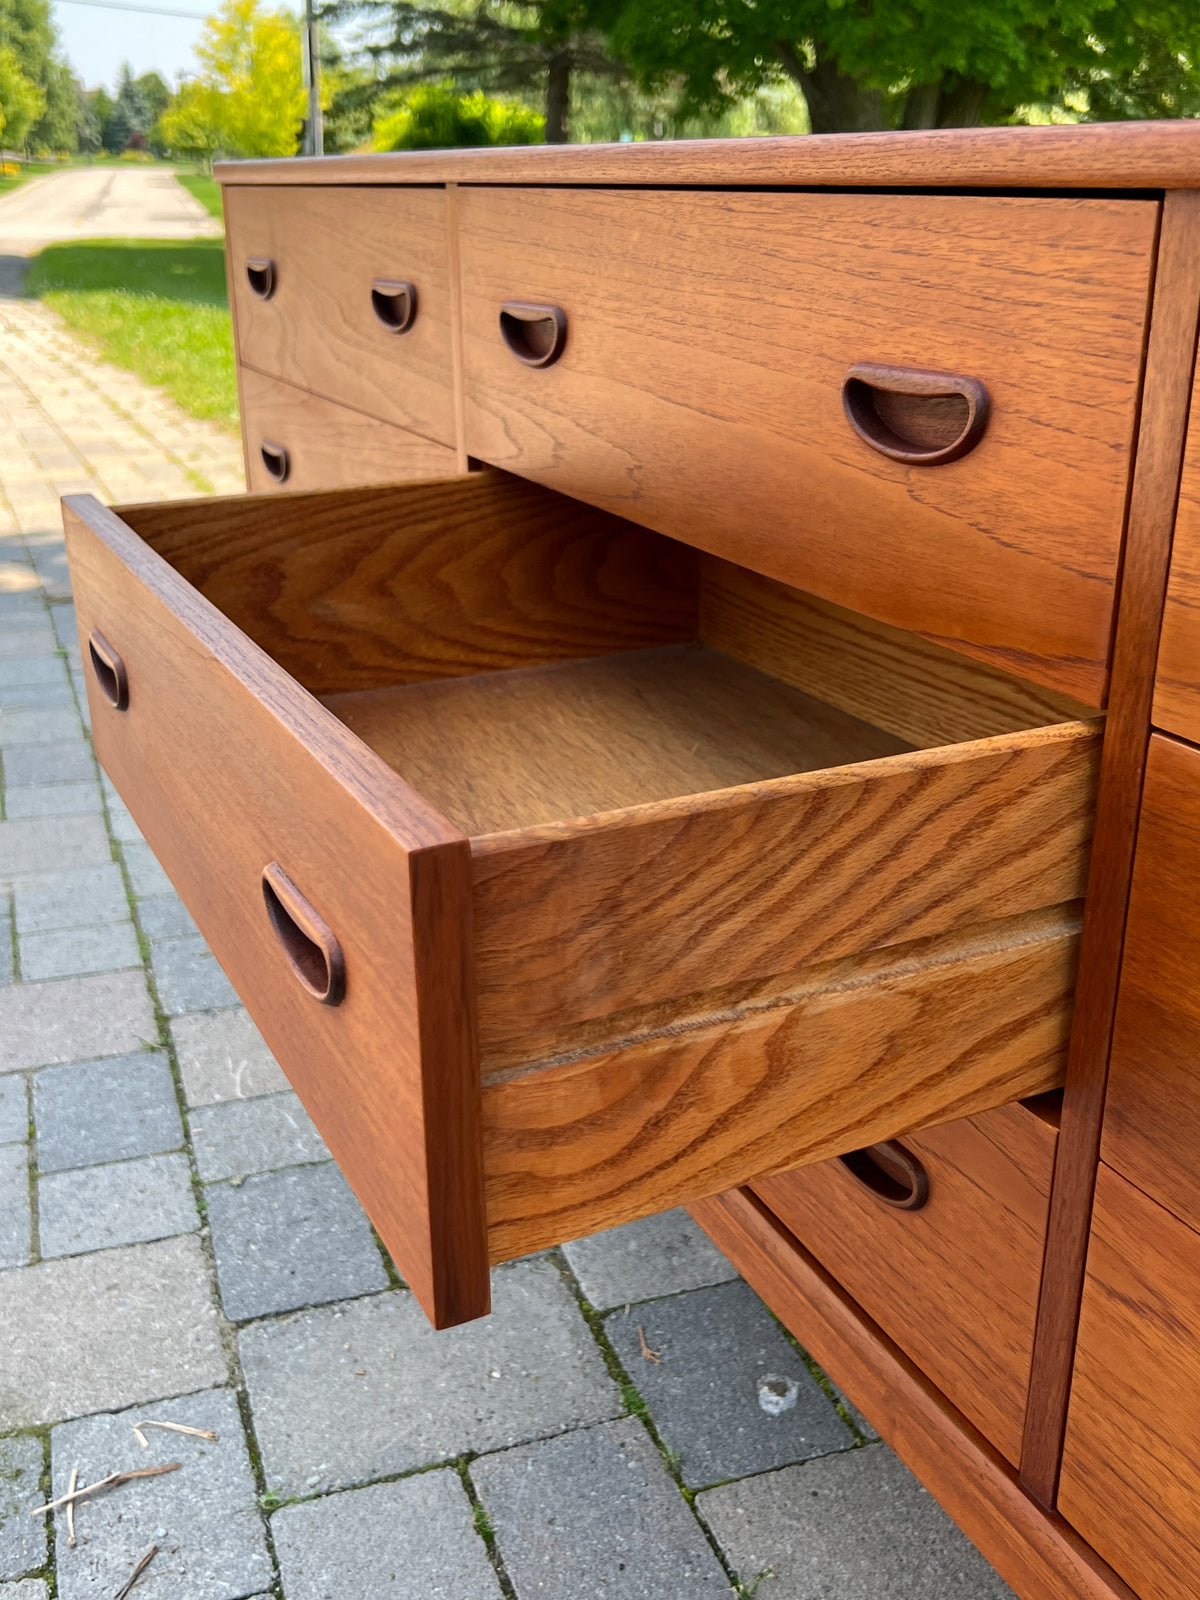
top-left (753, 1097), bottom-right (1059, 1465)
top-left (459, 188), bottom-right (1156, 703)
top-left (226, 186), bottom-right (456, 446)
top-left (241, 369), bottom-right (459, 492)
top-left (1103, 731), bottom-right (1200, 1228)
top-left (1153, 370), bottom-right (1200, 742)
top-left (1059, 1164), bottom-right (1200, 1600)
top-left (63, 472), bottom-right (1096, 1328)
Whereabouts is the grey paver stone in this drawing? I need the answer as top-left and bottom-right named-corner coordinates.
top-left (51, 1388), bottom-right (271, 1600)
top-left (39, 1151), bottom-right (198, 1257)
top-left (14, 863), bottom-right (129, 934)
top-left (0, 1435), bottom-right (45, 1581)
top-left (19, 919), bottom-right (141, 981)
top-left (103, 801), bottom-right (143, 845)
top-left (563, 1208), bottom-right (738, 1310)
top-left (0, 969), bottom-right (156, 1072)
top-left (0, 656), bottom-right (68, 690)
top-left (137, 892), bottom-right (197, 941)
top-left (171, 1009), bottom-right (286, 1106)
top-left (0, 708), bottom-right (82, 747)
top-left (699, 1445), bottom-right (1015, 1599)
top-left (0, 1581), bottom-right (49, 1599)
top-left (0, 682), bottom-right (74, 711)
top-left (0, 629), bottom-right (55, 658)
top-left (151, 935), bottom-right (239, 1014)
top-left (190, 1092), bottom-right (328, 1181)
top-left (273, 1473), bottom-right (502, 1600)
top-left (475, 1417), bottom-right (730, 1599)
top-left (0, 1144), bottom-right (31, 1267)
top-left (205, 1162), bottom-right (387, 1320)
top-left (0, 814), bottom-right (110, 889)
top-left (3, 781), bottom-right (102, 818)
top-left (0, 1235), bottom-right (228, 1429)
top-left (27, 543), bottom-right (69, 603)
top-left (605, 1281), bottom-right (852, 1488)
top-left (121, 841), bottom-right (173, 899)
top-left (34, 1052), bottom-right (181, 1171)
top-left (49, 603), bottom-right (77, 652)
top-left (0, 916), bottom-right (11, 985)
top-left (1, 742), bottom-right (93, 787)
top-left (241, 1259), bottom-right (622, 1495)
top-left (0, 1077), bottom-right (26, 1143)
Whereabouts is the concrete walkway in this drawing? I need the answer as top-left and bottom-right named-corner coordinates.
top-left (0, 306), bottom-right (1015, 1598)
top-left (0, 166), bottom-right (222, 256)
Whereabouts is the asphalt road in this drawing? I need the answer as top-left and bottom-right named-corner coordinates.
top-left (0, 165), bottom-right (221, 255)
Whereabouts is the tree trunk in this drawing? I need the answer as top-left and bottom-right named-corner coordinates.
top-left (545, 49), bottom-right (570, 143)
top-left (775, 41), bottom-right (887, 133)
top-left (901, 78), bottom-right (993, 128)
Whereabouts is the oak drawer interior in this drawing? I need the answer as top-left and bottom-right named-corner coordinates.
top-left (68, 469), bottom-right (1099, 1324)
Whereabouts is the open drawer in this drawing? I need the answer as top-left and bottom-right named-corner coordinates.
top-left (62, 471), bottom-right (1099, 1328)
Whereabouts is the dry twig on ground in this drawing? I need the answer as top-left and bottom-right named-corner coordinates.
top-left (113, 1544), bottom-right (159, 1600)
top-left (132, 1420), bottom-right (218, 1449)
top-left (29, 1462), bottom-right (181, 1517)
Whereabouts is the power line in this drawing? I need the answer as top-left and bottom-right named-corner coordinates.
top-left (55, 0), bottom-right (210, 18)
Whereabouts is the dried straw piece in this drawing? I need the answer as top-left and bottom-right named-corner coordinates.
top-left (132, 1420), bottom-right (218, 1449)
top-left (637, 1325), bottom-right (662, 1364)
top-left (66, 1467), bottom-right (78, 1547)
top-left (114, 1544), bottom-right (159, 1600)
top-left (29, 1462), bottom-right (181, 1517)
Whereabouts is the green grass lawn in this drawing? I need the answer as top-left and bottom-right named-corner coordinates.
top-left (175, 171), bottom-right (224, 220)
top-left (25, 238), bottom-right (238, 431)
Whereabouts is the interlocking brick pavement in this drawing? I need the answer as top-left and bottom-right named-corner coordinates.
top-left (0, 307), bottom-right (1015, 1597)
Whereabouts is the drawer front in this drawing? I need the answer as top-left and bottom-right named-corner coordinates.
top-left (459, 188), bottom-right (1156, 703)
top-left (1060, 1164), bottom-right (1200, 1600)
top-left (752, 1100), bottom-right (1056, 1464)
top-left (61, 494), bottom-right (488, 1330)
top-left (1153, 371), bottom-right (1200, 741)
top-left (226, 186), bottom-right (456, 446)
top-left (1102, 732), bottom-right (1200, 1229)
top-left (241, 369), bottom-right (459, 493)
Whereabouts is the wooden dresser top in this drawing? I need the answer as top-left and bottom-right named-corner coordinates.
top-left (216, 120), bottom-right (1200, 191)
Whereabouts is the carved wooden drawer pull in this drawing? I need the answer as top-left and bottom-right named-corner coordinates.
top-left (246, 258), bottom-right (276, 300)
top-left (838, 1140), bottom-right (930, 1210)
top-left (371, 279), bottom-right (417, 333)
top-left (499, 301), bottom-right (568, 368)
top-left (843, 363), bottom-right (990, 465)
top-left (260, 440), bottom-right (290, 483)
top-left (262, 862), bottom-right (345, 1005)
top-left (87, 630), bottom-right (128, 711)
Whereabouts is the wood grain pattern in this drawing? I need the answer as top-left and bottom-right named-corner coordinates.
top-left (458, 188), bottom-right (1155, 700)
top-left (1152, 369), bottom-right (1200, 741)
top-left (119, 469), bottom-right (697, 697)
top-left (323, 644), bottom-right (909, 835)
top-left (225, 186), bottom-right (456, 444)
top-left (689, 1186), bottom-right (1139, 1600)
top-left (1102, 733), bottom-right (1200, 1231)
top-left (1021, 190), bottom-right (1200, 1507)
top-left (754, 1099), bottom-right (1057, 1465)
top-left (701, 558), bottom-right (1097, 746)
top-left (472, 721), bottom-right (1097, 1066)
top-left (216, 120), bottom-right (1200, 190)
top-left (62, 493), bottom-right (489, 1330)
top-left (1059, 1165), bottom-right (1200, 1600)
top-left (482, 907), bottom-right (1079, 1263)
top-left (239, 369), bottom-right (458, 493)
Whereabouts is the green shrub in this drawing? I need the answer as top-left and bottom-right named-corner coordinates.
top-left (373, 84), bottom-right (543, 151)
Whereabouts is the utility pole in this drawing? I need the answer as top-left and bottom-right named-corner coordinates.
top-left (303, 0), bottom-right (323, 157)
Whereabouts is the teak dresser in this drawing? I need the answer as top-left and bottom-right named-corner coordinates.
top-left (59, 123), bottom-right (1200, 1600)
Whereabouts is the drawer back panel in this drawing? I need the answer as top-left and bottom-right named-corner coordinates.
top-left (458, 188), bottom-right (1157, 704)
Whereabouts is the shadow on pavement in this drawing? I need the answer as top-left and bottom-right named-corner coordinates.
top-left (0, 255), bottom-right (30, 298)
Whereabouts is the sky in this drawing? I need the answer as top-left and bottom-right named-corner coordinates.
top-left (52, 0), bottom-right (214, 91)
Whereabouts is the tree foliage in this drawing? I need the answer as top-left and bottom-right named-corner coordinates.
top-left (332, 0), bottom-right (622, 142)
top-left (586, 0), bottom-right (1200, 132)
top-left (373, 80), bottom-right (542, 146)
top-left (0, 43), bottom-right (42, 147)
top-left (157, 0), bottom-right (305, 160)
